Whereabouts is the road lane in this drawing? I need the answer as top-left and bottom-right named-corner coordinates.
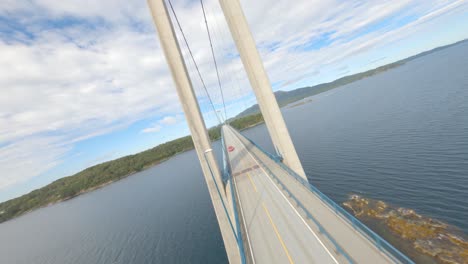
top-left (225, 125), bottom-right (397, 264)
top-left (224, 126), bottom-right (338, 264)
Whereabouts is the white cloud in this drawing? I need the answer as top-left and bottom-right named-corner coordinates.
top-left (242, 0), bottom-right (467, 88)
top-left (160, 116), bottom-right (178, 125)
top-left (140, 114), bottom-right (181, 133)
top-left (0, 0), bottom-right (466, 197)
top-left (141, 124), bottom-right (162, 134)
top-left (0, 1), bottom-right (181, 191)
top-left (0, 136), bottom-right (69, 189)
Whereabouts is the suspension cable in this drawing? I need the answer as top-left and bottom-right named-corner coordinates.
top-left (166, 0), bottom-right (224, 125)
top-left (200, 0), bottom-right (228, 123)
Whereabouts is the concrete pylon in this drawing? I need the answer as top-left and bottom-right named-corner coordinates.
top-left (219, 0), bottom-right (307, 180)
top-left (147, 1), bottom-right (240, 263)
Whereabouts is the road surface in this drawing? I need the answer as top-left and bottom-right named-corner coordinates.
top-left (223, 125), bottom-right (396, 264)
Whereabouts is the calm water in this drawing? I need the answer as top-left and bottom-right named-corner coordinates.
top-left (1, 42), bottom-right (467, 263)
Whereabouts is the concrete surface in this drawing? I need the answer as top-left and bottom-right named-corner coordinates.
top-left (223, 125), bottom-right (396, 264)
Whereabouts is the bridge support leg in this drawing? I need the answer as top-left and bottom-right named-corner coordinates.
top-left (147, 1), bottom-right (241, 263)
top-left (219, 0), bottom-right (307, 181)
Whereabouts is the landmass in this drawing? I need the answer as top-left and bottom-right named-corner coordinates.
top-left (1, 39), bottom-right (466, 224)
top-left (0, 113), bottom-right (264, 224)
top-left (236, 39), bottom-right (468, 118)
top-left (343, 195), bottom-right (468, 264)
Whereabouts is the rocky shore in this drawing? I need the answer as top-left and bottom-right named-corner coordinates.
top-left (343, 195), bottom-right (467, 264)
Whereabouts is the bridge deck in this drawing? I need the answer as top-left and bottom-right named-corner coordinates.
top-left (223, 125), bottom-right (396, 264)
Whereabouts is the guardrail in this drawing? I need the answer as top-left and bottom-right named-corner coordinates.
top-left (241, 139), bottom-right (355, 263)
top-left (221, 129), bottom-right (247, 264)
top-left (242, 133), bottom-right (414, 264)
top-left (221, 128), bottom-right (231, 184)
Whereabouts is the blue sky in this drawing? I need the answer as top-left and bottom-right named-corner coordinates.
top-left (0, 0), bottom-right (467, 202)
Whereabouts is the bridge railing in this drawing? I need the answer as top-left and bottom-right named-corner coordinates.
top-left (239, 138), bottom-right (355, 263)
top-left (221, 129), bottom-right (247, 264)
top-left (241, 134), bottom-right (414, 264)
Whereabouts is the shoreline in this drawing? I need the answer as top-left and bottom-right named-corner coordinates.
top-left (0, 149), bottom-right (194, 224)
top-left (0, 121), bottom-right (267, 225)
top-left (343, 195), bottom-right (468, 263)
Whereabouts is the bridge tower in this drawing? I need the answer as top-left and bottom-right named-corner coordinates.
top-left (219, 0), bottom-right (307, 180)
top-left (148, 0), bottom-right (309, 262)
top-left (147, 0), bottom-right (241, 262)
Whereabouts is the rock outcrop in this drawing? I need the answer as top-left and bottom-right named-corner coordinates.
top-left (343, 195), bottom-right (468, 264)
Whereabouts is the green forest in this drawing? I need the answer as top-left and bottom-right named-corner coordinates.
top-left (0, 113), bottom-right (264, 224)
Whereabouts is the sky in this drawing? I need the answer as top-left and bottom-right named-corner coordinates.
top-left (0, 0), bottom-right (467, 202)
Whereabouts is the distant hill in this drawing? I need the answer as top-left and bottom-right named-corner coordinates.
top-left (236, 38), bottom-right (468, 118)
top-left (1, 38), bottom-right (466, 225)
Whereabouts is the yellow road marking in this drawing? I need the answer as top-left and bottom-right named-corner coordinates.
top-left (249, 171), bottom-right (294, 263)
top-left (247, 173), bottom-right (258, 193)
top-left (262, 203), bottom-right (294, 264)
